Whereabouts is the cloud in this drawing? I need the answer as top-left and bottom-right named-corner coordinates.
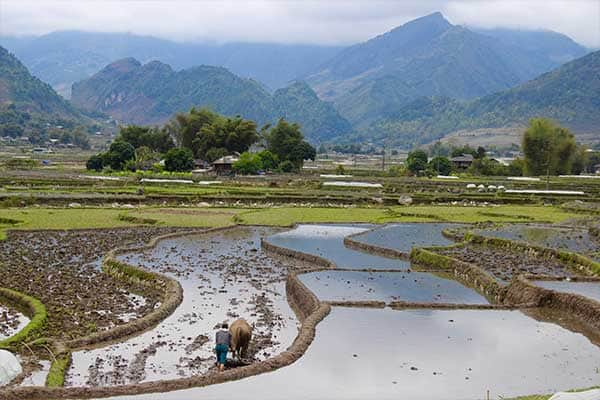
top-left (0, 0), bottom-right (598, 47)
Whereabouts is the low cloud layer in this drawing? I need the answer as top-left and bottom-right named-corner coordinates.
top-left (1, 0), bottom-right (598, 48)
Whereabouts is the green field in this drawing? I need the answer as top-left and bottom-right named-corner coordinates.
top-left (0, 204), bottom-right (582, 240)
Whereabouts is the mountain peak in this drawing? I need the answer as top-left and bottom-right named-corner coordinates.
top-left (105, 57), bottom-right (141, 73)
top-left (401, 11), bottom-right (451, 30)
top-left (419, 12), bottom-right (449, 23)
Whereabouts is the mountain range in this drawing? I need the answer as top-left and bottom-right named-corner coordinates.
top-left (356, 50), bottom-right (600, 147)
top-left (0, 46), bottom-right (91, 135)
top-left (305, 12), bottom-right (588, 128)
top-left (70, 58), bottom-right (351, 142)
top-left (0, 31), bottom-right (342, 97)
top-left (1, 12), bottom-right (597, 148)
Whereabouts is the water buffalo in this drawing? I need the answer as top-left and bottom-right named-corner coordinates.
top-left (229, 318), bottom-right (252, 359)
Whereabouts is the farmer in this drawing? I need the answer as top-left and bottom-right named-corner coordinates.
top-left (215, 322), bottom-right (231, 372)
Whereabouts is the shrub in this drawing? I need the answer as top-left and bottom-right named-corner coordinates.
top-left (256, 150), bottom-right (279, 171)
top-left (107, 141), bottom-right (136, 170)
top-left (406, 149), bottom-right (428, 174)
top-left (233, 152), bottom-right (263, 175)
top-left (429, 156), bottom-right (452, 175)
top-left (278, 160), bottom-right (295, 173)
top-left (164, 148), bottom-right (194, 172)
top-left (86, 154), bottom-right (104, 171)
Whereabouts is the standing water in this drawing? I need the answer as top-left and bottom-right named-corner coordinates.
top-left (102, 307), bottom-right (600, 400)
top-left (67, 227), bottom-right (298, 386)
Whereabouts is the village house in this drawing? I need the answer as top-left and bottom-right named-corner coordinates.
top-left (450, 153), bottom-right (474, 169)
top-left (212, 155), bottom-right (239, 175)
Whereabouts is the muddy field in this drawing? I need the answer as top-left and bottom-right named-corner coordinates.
top-left (474, 224), bottom-right (600, 261)
top-left (0, 304), bottom-right (29, 339)
top-left (3, 221), bottom-right (600, 399)
top-left (67, 227), bottom-right (299, 386)
top-left (0, 227), bottom-right (195, 340)
top-left (438, 244), bottom-right (583, 281)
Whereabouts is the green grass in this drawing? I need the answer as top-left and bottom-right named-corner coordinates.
top-left (0, 208), bottom-right (135, 230)
top-left (0, 205), bottom-right (579, 237)
top-left (45, 352), bottom-right (72, 387)
top-left (239, 205), bottom-right (579, 226)
top-left (126, 208), bottom-right (241, 228)
top-left (0, 288), bottom-right (47, 349)
top-left (385, 205), bottom-right (576, 223)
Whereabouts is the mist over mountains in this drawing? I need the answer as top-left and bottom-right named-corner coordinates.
top-left (0, 31), bottom-right (342, 97)
top-left (1, 12), bottom-right (596, 148)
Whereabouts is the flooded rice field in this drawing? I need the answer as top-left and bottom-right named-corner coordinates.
top-left (0, 227), bottom-right (190, 339)
top-left (299, 270), bottom-right (489, 304)
top-left (0, 304), bottom-right (30, 340)
top-left (533, 280), bottom-right (600, 303)
top-left (351, 223), bottom-right (461, 253)
top-left (104, 307), bottom-right (600, 400)
top-left (19, 360), bottom-right (51, 387)
top-left (266, 224), bottom-right (411, 269)
top-left (474, 224), bottom-right (600, 261)
top-left (67, 227), bottom-right (299, 386)
top-left (5, 222), bottom-right (600, 399)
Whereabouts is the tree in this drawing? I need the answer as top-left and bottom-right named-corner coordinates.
top-left (406, 149), bottom-right (428, 174)
top-left (429, 141), bottom-right (450, 157)
top-left (192, 116), bottom-right (258, 160)
top-left (233, 152), bottom-right (263, 175)
top-left (468, 158), bottom-right (508, 176)
top-left (164, 148), bottom-right (194, 172)
top-left (106, 141), bottom-right (135, 170)
top-left (134, 146), bottom-right (160, 171)
top-left (117, 125), bottom-right (174, 153)
top-left (570, 146), bottom-right (589, 175)
top-left (266, 119), bottom-right (315, 169)
top-left (205, 147), bottom-right (228, 163)
top-left (428, 156), bottom-right (452, 175)
top-left (165, 108), bottom-right (220, 149)
top-left (476, 146), bottom-right (486, 159)
top-left (508, 158), bottom-right (525, 176)
top-left (86, 154), bottom-right (104, 171)
top-left (451, 145), bottom-right (476, 158)
top-left (256, 150), bottom-right (279, 171)
top-left (278, 160), bottom-right (295, 173)
top-left (522, 118), bottom-right (577, 176)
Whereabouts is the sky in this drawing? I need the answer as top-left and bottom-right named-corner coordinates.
top-left (0, 0), bottom-right (599, 48)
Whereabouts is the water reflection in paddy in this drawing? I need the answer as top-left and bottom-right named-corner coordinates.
top-left (353, 223), bottom-right (461, 253)
top-left (533, 280), bottom-right (600, 303)
top-left (0, 304), bottom-right (30, 340)
top-left (105, 307), bottom-right (600, 400)
top-left (267, 225), bottom-right (411, 270)
top-left (299, 270), bottom-right (489, 304)
top-left (67, 227), bottom-right (298, 386)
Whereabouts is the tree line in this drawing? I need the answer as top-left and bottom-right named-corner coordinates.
top-left (87, 107), bottom-right (316, 173)
top-left (400, 118), bottom-right (597, 177)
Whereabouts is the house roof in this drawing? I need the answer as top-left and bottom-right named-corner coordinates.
top-left (450, 154), bottom-right (474, 162)
top-left (212, 155), bottom-right (239, 165)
